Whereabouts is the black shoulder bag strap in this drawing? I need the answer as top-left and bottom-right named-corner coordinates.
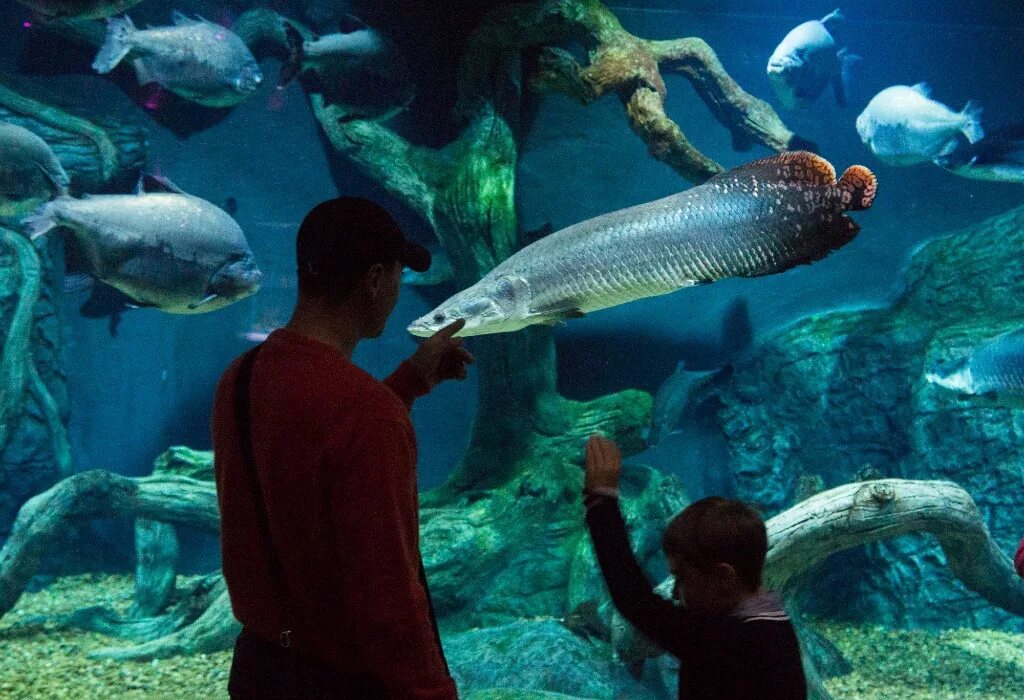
top-left (234, 345), bottom-right (297, 648)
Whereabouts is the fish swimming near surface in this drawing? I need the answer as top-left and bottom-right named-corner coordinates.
top-left (92, 12), bottom-right (262, 108)
top-left (927, 329), bottom-right (1024, 400)
top-left (933, 123), bottom-right (1024, 183)
top-left (280, 15), bottom-right (413, 120)
top-left (767, 9), bottom-right (859, 109)
top-left (24, 175), bottom-right (262, 314)
top-left (0, 121), bottom-right (69, 218)
top-left (856, 83), bottom-right (983, 166)
top-left (408, 152), bottom-right (877, 338)
top-left (14, 0), bottom-right (144, 19)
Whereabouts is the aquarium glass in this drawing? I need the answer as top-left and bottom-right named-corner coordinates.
top-left (0, 1), bottom-right (1023, 698)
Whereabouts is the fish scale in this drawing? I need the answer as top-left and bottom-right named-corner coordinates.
top-left (409, 153), bottom-right (877, 338)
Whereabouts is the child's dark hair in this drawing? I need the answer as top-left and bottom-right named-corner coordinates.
top-left (662, 496), bottom-right (768, 591)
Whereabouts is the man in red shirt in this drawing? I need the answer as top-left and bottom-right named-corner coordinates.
top-left (212, 197), bottom-right (472, 698)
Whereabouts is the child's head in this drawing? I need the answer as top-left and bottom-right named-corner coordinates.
top-left (662, 496), bottom-right (768, 613)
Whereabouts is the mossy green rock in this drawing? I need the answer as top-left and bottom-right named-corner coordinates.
top-left (697, 205), bottom-right (1024, 630)
top-left (446, 619), bottom-right (651, 698)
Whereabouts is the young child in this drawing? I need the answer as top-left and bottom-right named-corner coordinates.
top-left (583, 434), bottom-right (806, 699)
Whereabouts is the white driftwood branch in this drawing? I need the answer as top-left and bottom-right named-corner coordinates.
top-left (763, 479), bottom-right (1024, 615)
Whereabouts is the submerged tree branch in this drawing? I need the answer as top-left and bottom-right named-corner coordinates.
top-left (0, 470), bottom-right (218, 619)
top-left (0, 229), bottom-right (42, 454)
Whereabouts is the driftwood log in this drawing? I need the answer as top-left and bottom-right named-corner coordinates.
top-left (0, 78), bottom-right (145, 191)
top-left (611, 479), bottom-right (1024, 697)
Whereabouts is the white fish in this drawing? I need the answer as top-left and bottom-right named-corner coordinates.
top-left (0, 121), bottom-right (69, 218)
top-left (23, 177), bottom-right (261, 314)
top-left (856, 84), bottom-right (983, 166)
top-left (933, 123), bottom-right (1024, 183)
top-left (927, 329), bottom-right (1024, 399)
top-left (93, 12), bottom-right (262, 108)
top-left (767, 9), bottom-right (859, 109)
top-left (279, 15), bottom-right (413, 119)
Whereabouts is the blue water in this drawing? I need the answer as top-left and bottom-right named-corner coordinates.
top-left (0, 0), bottom-right (1023, 674)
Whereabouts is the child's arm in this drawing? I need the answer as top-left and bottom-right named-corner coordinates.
top-left (584, 435), bottom-right (693, 656)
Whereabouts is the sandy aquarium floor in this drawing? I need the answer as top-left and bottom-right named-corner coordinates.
top-left (0, 575), bottom-right (1021, 699)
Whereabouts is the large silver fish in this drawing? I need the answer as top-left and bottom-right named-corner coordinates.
top-left (93, 12), bottom-right (262, 108)
top-left (927, 330), bottom-right (1024, 398)
top-left (856, 84), bottom-right (983, 166)
top-left (767, 9), bottom-right (858, 109)
top-left (408, 152), bottom-right (877, 338)
top-left (23, 178), bottom-right (261, 314)
top-left (0, 121), bottom-right (69, 218)
top-left (15, 0), bottom-right (143, 19)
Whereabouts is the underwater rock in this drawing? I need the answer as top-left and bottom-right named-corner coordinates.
top-left (445, 619), bottom-right (652, 699)
top-left (694, 203), bottom-right (1024, 631)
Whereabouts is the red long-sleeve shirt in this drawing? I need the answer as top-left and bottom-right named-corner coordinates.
top-left (212, 327), bottom-right (458, 698)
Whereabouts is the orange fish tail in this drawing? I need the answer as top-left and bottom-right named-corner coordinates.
top-left (838, 165), bottom-right (877, 211)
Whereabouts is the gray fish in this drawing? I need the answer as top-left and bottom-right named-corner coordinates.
top-left (934, 123), bottom-right (1024, 183)
top-left (927, 329), bottom-right (1024, 399)
top-left (856, 84), bottom-right (983, 166)
top-left (408, 152), bottom-right (877, 338)
top-left (93, 12), bottom-right (262, 108)
top-left (280, 15), bottom-right (413, 120)
top-left (0, 121), bottom-right (69, 218)
top-left (647, 298), bottom-right (751, 446)
top-left (767, 9), bottom-right (859, 109)
top-left (15, 0), bottom-right (143, 19)
top-left (23, 178), bottom-right (261, 314)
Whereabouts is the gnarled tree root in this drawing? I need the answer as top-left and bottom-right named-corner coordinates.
top-left (0, 470), bottom-right (218, 618)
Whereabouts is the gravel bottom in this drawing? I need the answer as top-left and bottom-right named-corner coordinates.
top-left (1, 576), bottom-right (1022, 699)
top-left (818, 620), bottom-right (1024, 699)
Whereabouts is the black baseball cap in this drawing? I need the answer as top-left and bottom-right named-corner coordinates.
top-left (296, 197), bottom-right (431, 287)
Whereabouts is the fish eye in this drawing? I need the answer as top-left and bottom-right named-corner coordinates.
top-left (433, 313), bottom-right (445, 323)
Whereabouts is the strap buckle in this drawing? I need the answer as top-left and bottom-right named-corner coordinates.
top-left (279, 629), bottom-right (292, 648)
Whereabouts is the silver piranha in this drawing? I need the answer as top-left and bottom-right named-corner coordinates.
top-left (856, 83), bottom-right (983, 166)
top-left (93, 12), bottom-right (262, 108)
top-left (0, 121), bottom-right (69, 218)
top-left (14, 0), bottom-right (144, 19)
top-left (279, 15), bottom-right (413, 120)
top-left (23, 177), bottom-right (262, 314)
top-left (927, 329), bottom-right (1024, 399)
top-left (767, 9), bottom-right (859, 109)
top-left (409, 152), bottom-right (877, 338)
top-left (934, 123), bottom-right (1024, 183)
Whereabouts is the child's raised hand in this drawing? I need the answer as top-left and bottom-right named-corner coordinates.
top-left (584, 434), bottom-right (622, 491)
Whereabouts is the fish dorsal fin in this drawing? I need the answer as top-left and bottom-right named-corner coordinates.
top-left (820, 8), bottom-right (844, 25)
top-left (714, 152), bottom-right (837, 187)
top-left (339, 14), bottom-right (368, 33)
top-left (911, 82), bottom-right (932, 97)
top-left (135, 173), bottom-right (186, 195)
top-left (171, 10), bottom-right (199, 26)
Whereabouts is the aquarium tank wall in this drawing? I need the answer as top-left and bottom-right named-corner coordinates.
top-left (0, 0), bottom-right (1023, 697)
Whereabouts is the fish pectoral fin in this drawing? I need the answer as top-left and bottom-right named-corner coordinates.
top-left (536, 308), bottom-right (585, 325)
top-left (339, 14), bottom-right (369, 33)
top-left (188, 293), bottom-right (219, 310)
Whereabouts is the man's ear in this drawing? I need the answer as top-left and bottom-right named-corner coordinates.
top-left (714, 562), bottom-right (738, 590)
top-left (364, 263), bottom-right (386, 297)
